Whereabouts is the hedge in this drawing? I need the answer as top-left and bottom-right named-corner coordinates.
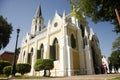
top-left (3, 66), bottom-right (12, 76)
top-left (16, 63), bottom-right (31, 75)
top-left (0, 60), bottom-right (11, 74)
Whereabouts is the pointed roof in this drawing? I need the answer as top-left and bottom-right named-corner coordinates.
top-left (35, 4), bottom-right (42, 18)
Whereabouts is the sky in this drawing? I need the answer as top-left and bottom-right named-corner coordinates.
top-left (0, 0), bottom-right (119, 58)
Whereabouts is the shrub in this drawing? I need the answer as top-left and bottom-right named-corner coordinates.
top-left (16, 63), bottom-right (31, 75)
top-left (43, 59), bottom-right (54, 76)
top-left (43, 59), bottom-right (54, 70)
top-left (3, 66), bottom-right (12, 76)
top-left (34, 59), bottom-right (44, 71)
top-left (34, 59), bottom-right (54, 76)
top-left (0, 60), bottom-right (11, 74)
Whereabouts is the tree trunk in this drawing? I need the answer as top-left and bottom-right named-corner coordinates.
top-left (48, 69), bottom-right (51, 77)
top-left (43, 69), bottom-right (46, 76)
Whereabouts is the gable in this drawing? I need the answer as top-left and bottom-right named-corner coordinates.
top-left (49, 12), bottom-right (62, 33)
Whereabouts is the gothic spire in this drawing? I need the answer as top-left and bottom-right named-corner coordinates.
top-left (35, 4), bottom-right (42, 18)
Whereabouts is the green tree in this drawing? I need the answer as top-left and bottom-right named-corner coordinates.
top-left (34, 59), bottom-right (54, 77)
top-left (109, 50), bottom-right (120, 70)
top-left (16, 47), bottom-right (21, 54)
top-left (0, 16), bottom-right (13, 50)
top-left (68, 0), bottom-right (120, 33)
top-left (109, 36), bottom-right (120, 71)
top-left (112, 36), bottom-right (120, 50)
top-left (43, 59), bottom-right (54, 77)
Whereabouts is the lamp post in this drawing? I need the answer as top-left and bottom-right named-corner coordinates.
top-left (11, 28), bottom-right (20, 77)
top-left (0, 33), bottom-right (3, 45)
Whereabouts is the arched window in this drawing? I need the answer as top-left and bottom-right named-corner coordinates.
top-left (23, 51), bottom-right (25, 62)
top-left (50, 38), bottom-right (59, 61)
top-left (31, 48), bottom-right (34, 54)
top-left (71, 34), bottom-right (76, 48)
top-left (80, 24), bottom-right (84, 38)
top-left (39, 20), bottom-right (41, 31)
top-left (27, 48), bottom-right (33, 64)
top-left (37, 44), bottom-right (44, 59)
top-left (35, 25), bottom-right (37, 32)
top-left (39, 26), bottom-right (41, 31)
top-left (85, 37), bottom-right (88, 45)
top-left (83, 39), bottom-right (85, 49)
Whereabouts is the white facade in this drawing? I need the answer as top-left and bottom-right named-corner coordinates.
top-left (17, 5), bottom-right (102, 76)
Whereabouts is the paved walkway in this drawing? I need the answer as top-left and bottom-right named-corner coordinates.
top-left (1, 74), bottom-right (120, 80)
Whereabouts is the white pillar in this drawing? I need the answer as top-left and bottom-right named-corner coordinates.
top-left (25, 44), bottom-right (29, 63)
top-left (30, 52), bottom-right (35, 76)
top-left (44, 42), bottom-right (48, 59)
top-left (66, 35), bottom-right (73, 76)
top-left (77, 29), bottom-right (85, 67)
top-left (85, 45), bottom-right (93, 74)
top-left (59, 35), bottom-right (68, 76)
top-left (30, 41), bottom-right (37, 76)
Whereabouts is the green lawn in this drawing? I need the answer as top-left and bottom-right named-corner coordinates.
top-left (15, 75), bottom-right (44, 79)
top-left (109, 77), bottom-right (120, 80)
top-left (0, 74), bottom-right (44, 79)
top-left (0, 74), bottom-right (7, 78)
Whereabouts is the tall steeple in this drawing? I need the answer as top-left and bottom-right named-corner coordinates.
top-left (35, 4), bottom-right (42, 18)
top-left (31, 4), bottom-right (44, 36)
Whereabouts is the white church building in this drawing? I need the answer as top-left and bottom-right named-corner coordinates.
top-left (17, 4), bottom-right (102, 76)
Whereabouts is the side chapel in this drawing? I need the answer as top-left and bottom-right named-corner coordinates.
top-left (17, 4), bottom-right (102, 76)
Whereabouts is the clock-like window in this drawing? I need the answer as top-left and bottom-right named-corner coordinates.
top-left (54, 22), bottom-right (58, 27)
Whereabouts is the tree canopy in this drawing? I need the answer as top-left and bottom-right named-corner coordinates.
top-left (0, 16), bottom-right (13, 50)
top-left (109, 50), bottom-right (120, 68)
top-left (68, 0), bottom-right (120, 33)
top-left (112, 36), bottom-right (120, 50)
top-left (109, 36), bottom-right (120, 70)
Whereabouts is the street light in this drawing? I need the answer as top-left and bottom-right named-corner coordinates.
top-left (11, 28), bottom-right (20, 77)
top-left (0, 33), bottom-right (3, 45)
